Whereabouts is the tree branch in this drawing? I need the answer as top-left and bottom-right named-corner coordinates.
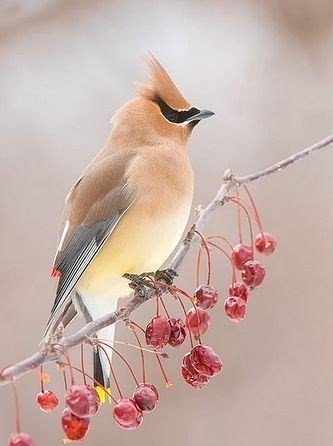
top-left (1, 133), bottom-right (332, 386)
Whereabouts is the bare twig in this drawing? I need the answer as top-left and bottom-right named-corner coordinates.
top-left (1, 134), bottom-right (332, 385)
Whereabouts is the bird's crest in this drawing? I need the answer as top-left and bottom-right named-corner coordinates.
top-left (137, 55), bottom-right (190, 110)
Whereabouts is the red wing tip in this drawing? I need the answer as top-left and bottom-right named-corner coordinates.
top-left (50, 267), bottom-right (62, 278)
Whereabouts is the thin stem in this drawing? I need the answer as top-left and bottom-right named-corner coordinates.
top-left (195, 230), bottom-right (212, 285)
top-left (159, 296), bottom-right (171, 319)
top-left (98, 338), bottom-right (165, 356)
top-left (208, 240), bottom-right (237, 284)
top-left (95, 340), bottom-right (139, 387)
top-left (129, 321), bottom-right (171, 387)
top-left (80, 344), bottom-right (87, 386)
top-left (236, 187), bottom-right (243, 243)
top-left (176, 293), bottom-right (194, 349)
top-left (131, 328), bottom-right (146, 384)
top-left (173, 286), bottom-right (203, 344)
top-left (62, 369), bottom-right (68, 391)
top-left (40, 365), bottom-right (44, 393)
top-left (96, 344), bottom-right (123, 399)
top-left (229, 197), bottom-right (254, 253)
top-left (207, 235), bottom-right (234, 251)
top-left (54, 345), bottom-right (75, 386)
top-left (243, 184), bottom-right (265, 233)
top-left (11, 383), bottom-right (20, 433)
top-left (156, 295), bottom-right (160, 317)
top-left (155, 354), bottom-right (172, 388)
top-left (196, 247), bottom-right (202, 288)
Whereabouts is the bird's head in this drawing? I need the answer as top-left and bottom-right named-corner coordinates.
top-left (111, 56), bottom-right (214, 148)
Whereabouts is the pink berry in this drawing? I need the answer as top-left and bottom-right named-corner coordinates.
top-left (194, 284), bottom-right (218, 310)
top-left (225, 296), bottom-right (247, 322)
top-left (9, 433), bottom-right (35, 446)
top-left (255, 232), bottom-right (277, 255)
top-left (185, 307), bottom-right (210, 338)
top-left (189, 345), bottom-right (223, 377)
top-left (36, 390), bottom-right (59, 413)
top-left (145, 316), bottom-right (171, 349)
top-left (231, 244), bottom-right (253, 270)
top-left (65, 385), bottom-right (99, 418)
top-left (168, 317), bottom-right (186, 347)
top-left (181, 353), bottom-right (210, 389)
top-left (61, 408), bottom-right (90, 441)
top-left (113, 398), bottom-right (143, 430)
top-left (133, 383), bottom-right (159, 412)
top-left (229, 282), bottom-right (249, 302)
top-left (241, 260), bottom-right (265, 287)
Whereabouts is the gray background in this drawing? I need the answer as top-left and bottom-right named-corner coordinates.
top-left (1, 0), bottom-right (333, 445)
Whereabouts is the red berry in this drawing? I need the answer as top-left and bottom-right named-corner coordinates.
top-left (36, 390), bottom-right (59, 413)
top-left (9, 433), bottom-right (35, 446)
top-left (65, 385), bottom-right (99, 418)
top-left (133, 383), bottom-right (159, 412)
top-left (255, 232), bottom-right (277, 255)
top-left (189, 345), bottom-right (223, 377)
top-left (185, 307), bottom-right (210, 339)
top-left (145, 316), bottom-right (171, 349)
top-left (113, 398), bottom-right (143, 430)
top-left (181, 353), bottom-right (210, 389)
top-left (61, 408), bottom-right (90, 441)
top-left (229, 282), bottom-right (249, 302)
top-left (241, 260), bottom-right (265, 287)
top-left (168, 317), bottom-right (186, 347)
top-left (225, 296), bottom-right (247, 322)
top-left (231, 244), bottom-right (253, 270)
top-left (194, 284), bottom-right (218, 310)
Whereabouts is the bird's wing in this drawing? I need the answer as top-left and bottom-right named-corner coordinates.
top-left (44, 149), bottom-right (137, 337)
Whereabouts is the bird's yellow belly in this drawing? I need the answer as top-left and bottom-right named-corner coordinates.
top-left (76, 203), bottom-right (191, 298)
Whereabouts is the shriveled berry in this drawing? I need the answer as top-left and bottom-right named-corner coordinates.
top-left (241, 260), bottom-right (265, 287)
top-left (255, 232), bottom-right (277, 255)
top-left (65, 385), bottom-right (99, 418)
top-left (61, 408), bottom-right (90, 441)
top-left (9, 433), bottom-right (35, 446)
top-left (185, 307), bottom-right (210, 339)
top-left (225, 296), bottom-right (247, 322)
top-left (189, 345), bottom-right (223, 377)
top-left (145, 316), bottom-right (171, 349)
top-left (181, 353), bottom-right (210, 389)
top-left (113, 398), bottom-right (143, 430)
top-left (168, 317), bottom-right (186, 347)
top-left (36, 390), bottom-right (59, 413)
top-left (231, 244), bottom-right (253, 270)
top-left (194, 284), bottom-right (218, 310)
top-left (229, 282), bottom-right (249, 302)
top-left (133, 383), bottom-right (159, 412)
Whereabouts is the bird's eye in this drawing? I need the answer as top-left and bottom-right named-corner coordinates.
top-left (167, 113), bottom-right (177, 123)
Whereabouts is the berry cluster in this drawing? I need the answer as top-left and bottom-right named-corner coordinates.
top-left (6, 185), bottom-right (277, 443)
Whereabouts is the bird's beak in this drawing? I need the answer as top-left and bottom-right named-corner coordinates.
top-left (185, 109), bottom-right (215, 123)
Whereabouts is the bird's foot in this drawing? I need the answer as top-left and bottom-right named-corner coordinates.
top-left (154, 268), bottom-right (178, 285)
top-left (123, 272), bottom-right (156, 291)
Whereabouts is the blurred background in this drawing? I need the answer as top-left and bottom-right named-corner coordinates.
top-left (1, 0), bottom-right (333, 444)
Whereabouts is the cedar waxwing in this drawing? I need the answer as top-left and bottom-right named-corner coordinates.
top-left (43, 56), bottom-right (214, 387)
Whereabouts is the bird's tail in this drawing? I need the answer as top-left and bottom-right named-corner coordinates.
top-left (74, 293), bottom-right (117, 392)
top-left (93, 323), bottom-right (116, 390)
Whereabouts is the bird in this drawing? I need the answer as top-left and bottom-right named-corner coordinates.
top-left (43, 55), bottom-right (214, 390)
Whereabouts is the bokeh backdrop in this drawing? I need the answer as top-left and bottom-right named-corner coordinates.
top-left (1, 0), bottom-right (333, 445)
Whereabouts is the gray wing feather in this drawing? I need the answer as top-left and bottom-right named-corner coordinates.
top-left (43, 211), bottom-right (126, 337)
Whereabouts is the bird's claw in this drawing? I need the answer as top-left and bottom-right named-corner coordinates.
top-left (123, 272), bottom-right (156, 291)
top-left (154, 268), bottom-right (178, 285)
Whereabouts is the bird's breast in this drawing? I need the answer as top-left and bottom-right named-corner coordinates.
top-left (77, 199), bottom-right (192, 297)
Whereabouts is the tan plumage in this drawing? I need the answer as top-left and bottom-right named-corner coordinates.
top-left (44, 56), bottom-right (214, 386)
